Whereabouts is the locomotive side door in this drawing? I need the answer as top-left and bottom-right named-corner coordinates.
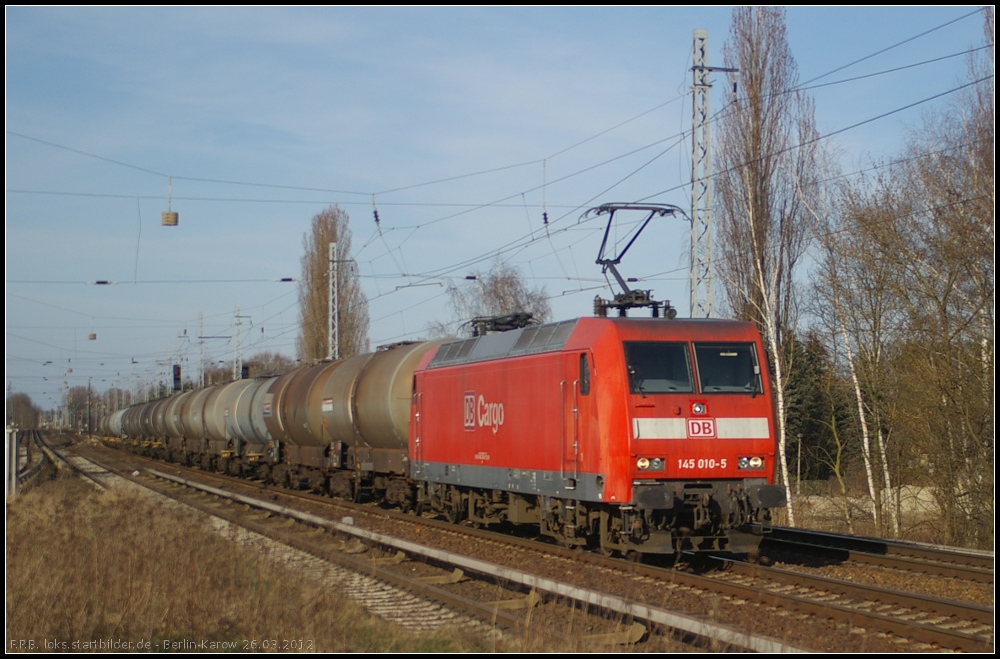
top-left (561, 351), bottom-right (593, 487)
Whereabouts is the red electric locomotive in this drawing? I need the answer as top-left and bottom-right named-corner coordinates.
top-left (410, 316), bottom-right (786, 555)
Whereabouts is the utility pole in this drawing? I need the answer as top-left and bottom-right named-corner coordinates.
top-left (233, 305), bottom-right (246, 380)
top-left (199, 312), bottom-right (205, 388)
top-left (328, 242), bottom-right (339, 361)
top-left (689, 29), bottom-right (736, 318)
top-left (233, 307), bottom-right (251, 379)
top-left (690, 29), bottom-right (713, 318)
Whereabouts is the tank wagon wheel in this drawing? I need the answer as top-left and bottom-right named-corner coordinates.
top-left (596, 543), bottom-right (618, 558)
top-left (560, 535), bottom-right (585, 552)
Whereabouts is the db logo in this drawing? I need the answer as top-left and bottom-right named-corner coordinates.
top-left (463, 392), bottom-right (476, 430)
top-left (463, 391), bottom-right (506, 434)
top-left (687, 418), bottom-right (716, 438)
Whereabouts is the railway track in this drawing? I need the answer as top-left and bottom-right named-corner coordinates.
top-left (702, 555), bottom-right (993, 652)
top-left (761, 526), bottom-right (994, 584)
top-left (62, 438), bottom-right (994, 652)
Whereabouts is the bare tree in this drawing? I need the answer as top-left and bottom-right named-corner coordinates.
top-left (101, 387), bottom-right (130, 413)
top-left (6, 392), bottom-right (41, 428)
top-left (63, 386), bottom-right (91, 432)
top-left (891, 124), bottom-right (993, 544)
top-left (296, 206), bottom-right (370, 362)
top-left (806, 11), bottom-right (993, 546)
top-left (431, 259), bottom-right (552, 337)
top-left (244, 351), bottom-right (296, 378)
top-left (715, 7), bottom-right (819, 525)
top-left (812, 179), bottom-right (907, 536)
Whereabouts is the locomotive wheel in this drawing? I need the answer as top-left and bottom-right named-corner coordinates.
top-left (598, 511), bottom-right (624, 557)
top-left (444, 502), bottom-right (464, 524)
top-left (467, 491), bottom-right (488, 528)
top-left (444, 489), bottom-right (465, 524)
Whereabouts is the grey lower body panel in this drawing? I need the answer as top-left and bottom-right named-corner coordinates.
top-left (411, 461), bottom-right (604, 501)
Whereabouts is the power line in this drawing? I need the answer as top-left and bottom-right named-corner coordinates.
top-left (800, 7), bottom-right (984, 86)
top-left (8, 278), bottom-right (297, 285)
top-left (636, 75), bottom-right (993, 203)
top-left (8, 39), bottom-right (985, 221)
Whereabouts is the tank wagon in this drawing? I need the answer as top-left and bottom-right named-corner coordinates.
top-left (104, 316), bottom-right (785, 554)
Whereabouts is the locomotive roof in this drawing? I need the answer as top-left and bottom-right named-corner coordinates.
top-left (426, 316), bottom-right (756, 369)
top-left (428, 318), bottom-right (579, 368)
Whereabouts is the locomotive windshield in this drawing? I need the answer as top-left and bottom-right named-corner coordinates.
top-left (694, 343), bottom-right (763, 394)
top-left (623, 342), bottom-right (693, 394)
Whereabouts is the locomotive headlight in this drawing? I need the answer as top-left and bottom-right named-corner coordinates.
top-left (738, 456), bottom-right (764, 470)
top-left (636, 457), bottom-right (664, 471)
top-left (692, 402), bottom-right (706, 415)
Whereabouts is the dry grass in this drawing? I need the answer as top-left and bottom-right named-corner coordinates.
top-left (6, 474), bottom-right (488, 652)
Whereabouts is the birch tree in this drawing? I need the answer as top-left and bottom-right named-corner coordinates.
top-left (715, 7), bottom-right (819, 525)
top-left (812, 181), bottom-right (906, 536)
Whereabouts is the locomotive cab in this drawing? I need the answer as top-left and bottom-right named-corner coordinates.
top-left (613, 320), bottom-right (786, 553)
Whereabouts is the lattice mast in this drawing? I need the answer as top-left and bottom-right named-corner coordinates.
top-left (690, 28), bottom-right (714, 318)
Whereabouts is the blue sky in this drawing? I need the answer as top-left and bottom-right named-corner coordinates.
top-left (6, 7), bottom-right (990, 409)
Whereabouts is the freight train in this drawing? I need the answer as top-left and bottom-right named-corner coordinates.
top-left (100, 315), bottom-right (786, 555)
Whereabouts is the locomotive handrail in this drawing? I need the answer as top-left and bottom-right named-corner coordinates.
top-left (413, 392), bottom-right (423, 464)
top-left (571, 378), bottom-right (580, 483)
top-left (559, 379), bottom-right (567, 481)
